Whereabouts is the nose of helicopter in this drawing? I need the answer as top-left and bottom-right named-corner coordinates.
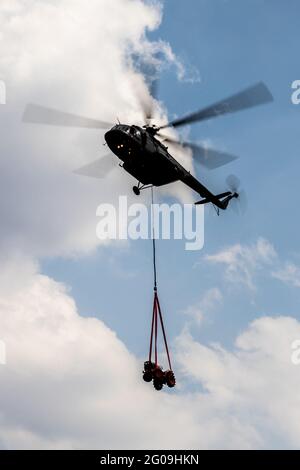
top-left (105, 125), bottom-right (133, 161)
top-left (105, 126), bottom-right (126, 149)
top-left (104, 127), bottom-right (117, 148)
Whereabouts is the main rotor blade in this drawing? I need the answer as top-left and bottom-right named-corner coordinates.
top-left (73, 154), bottom-right (115, 179)
top-left (23, 104), bottom-right (113, 129)
top-left (159, 81), bottom-right (273, 130)
top-left (163, 137), bottom-right (238, 169)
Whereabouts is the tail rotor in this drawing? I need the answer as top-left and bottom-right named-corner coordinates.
top-left (226, 175), bottom-right (247, 214)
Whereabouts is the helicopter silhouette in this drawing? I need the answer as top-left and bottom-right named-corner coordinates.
top-left (23, 80), bottom-right (273, 212)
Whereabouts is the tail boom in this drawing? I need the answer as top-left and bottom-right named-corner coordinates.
top-left (180, 172), bottom-right (238, 210)
top-left (195, 191), bottom-right (238, 210)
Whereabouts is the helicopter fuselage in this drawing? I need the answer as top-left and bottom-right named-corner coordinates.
top-left (105, 124), bottom-right (185, 187)
top-left (104, 124), bottom-right (236, 210)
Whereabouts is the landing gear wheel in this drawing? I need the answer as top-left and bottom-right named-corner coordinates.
top-left (133, 186), bottom-right (140, 196)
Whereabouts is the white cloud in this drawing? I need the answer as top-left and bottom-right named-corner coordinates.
top-left (272, 263), bottom-right (300, 288)
top-left (0, 0), bottom-right (193, 260)
top-left (0, 262), bottom-right (300, 449)
top-left (205, 238), bottom-right (277, 290)
top-left (205, 238), bottom-right (300, 292)
top-left (175, 316), bottom-right (300, 449)
top-left (0, 263), bottom-right (173, 450)
top-left (1, 1), bottom-right (299, 451)
top-left (0, 0), bottom-right (204, 450)
top-left (184, 288), bottom-right (222, 325)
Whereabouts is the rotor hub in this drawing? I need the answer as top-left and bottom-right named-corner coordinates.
top-left (143, 124), bottom-right (159, 136)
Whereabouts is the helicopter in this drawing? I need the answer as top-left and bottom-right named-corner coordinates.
top-left (23, 80), bottom-right (273, 212)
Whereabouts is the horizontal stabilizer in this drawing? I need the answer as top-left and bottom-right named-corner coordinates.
top-left (195, 191), bottom-right (232, 205)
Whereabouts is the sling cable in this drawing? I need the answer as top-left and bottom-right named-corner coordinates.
top-left (142, 188), bottom-right (176, 391)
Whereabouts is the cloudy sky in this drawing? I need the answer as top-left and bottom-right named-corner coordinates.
top-left (0, 0), bottom-right (300, 450)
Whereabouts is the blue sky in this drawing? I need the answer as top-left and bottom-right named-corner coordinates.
top-left (40, 0), bottom-right (300, 360)
top-left (1, 0), bottom-right (300, 450)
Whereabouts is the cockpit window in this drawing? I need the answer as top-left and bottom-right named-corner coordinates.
top-left (130, 126), bottom-right (141, 137)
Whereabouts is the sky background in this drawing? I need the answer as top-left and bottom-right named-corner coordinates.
top-left (43, 0), bottom-right (300, 354)
top-left (1, 0), bottom-right (300, 450)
